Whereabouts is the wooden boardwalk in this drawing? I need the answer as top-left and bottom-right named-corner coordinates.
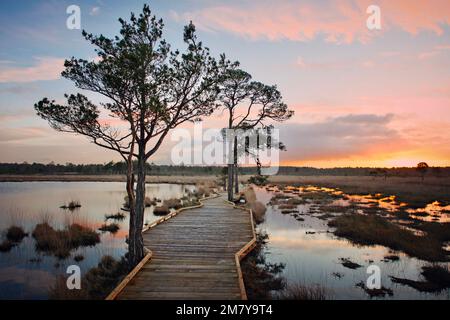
top-left (110, 195), bottom-right (256, 300)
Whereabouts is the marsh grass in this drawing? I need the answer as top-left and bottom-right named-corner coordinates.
top-left (49, 255), bottom-right (129, 300)
top-left (105, 212), bottom-right (126, 221)
top-left (267, 176), bottom-right (450, 208)
top-left (98, 223), bottom-right (120, 234)
top-left (250, 201), bottom-right (266, 224)
top-left (240, 187), bottom-right (267, 224)
top-left (153, 205), bottom-right (169, 216)
top-left (243, 187), bottom-right (257, 204)
top-left (278, 204), bottom-right (296, 210)
top-left (339, 258), bottom-right (362, 269)
top-left (181, 197), bottom-right (200, 208)
top-left (6, 225), bottom-right (28, 242)
top-left (328, 214), bottom-right (448, 261)
top-left (0, 225), bottom-right (28, 253)
top-left (60, 200), bottom-right (81, 211)
top-left (74, 254), bottom-right (84, 262)
top-left (355, 281), bottom-right (394, 298)
top-left (287, 197), bottom-right (307, 205)
top-left (32, 223), bottom-right (100, 259)
top-left (194, 181), bottom-right (216, 198)
top-left (163, 198), bottom-right (182, 209)
top-left (278, 283), bottom-right (327, 300)
top-left (0, 240), bottom-right (14, 252)
top-left (391, 265), bottom-right (450, 293)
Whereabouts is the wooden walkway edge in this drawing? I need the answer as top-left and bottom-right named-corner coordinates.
top-left (106, 193), bottom-right (256, 300)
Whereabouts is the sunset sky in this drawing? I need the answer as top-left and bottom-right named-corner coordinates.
top-left (0, 0), bottom-right (449, 168)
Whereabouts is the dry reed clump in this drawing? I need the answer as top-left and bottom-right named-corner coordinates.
top-left (49, 255), bottom-right (130, 300)
top-left (6, 225), bottom-right (28, 242)
top-left (163, 198), bottom-right (182, 210)
top-left (391, 265), bottom-right (450, 293)
top-left (195, 181), bottom-right (217, 198)
top-left (240, 187), bottom-right (267, 224)
top-left (328, 214), bottom-right (448, 262)
top-left (74, 254), bottom-right (84, 262)
top-left (0, 240), bottom-right (15, 252)
top-left (32, 223), bottom-right (100, 259)
top-left (355, 281), bottom-right (393, 298)
top-left (278, 204), bottom-right (296, 210)
top-left (287, 198), bottom-right (307, 205)
top-left (98, 223), bottom-right (120, 234)
top-left (279, 283), bottom-right (327, 300)
top-left (153, 205), bottom-right (169, 216)
top-left (243, 187), bottom-right (257, 204)
top-left (60, 200), bottom-right (81, 210)
top-left (250, 201), bottom-right (266, 224)
top-left (182, 197), bottom-right (201, 208)
top-left (105, 212), bottom-right (126, 221)
top-left (0, 225), bottom-right (28, 253)
top-left (123, 196), bottom-right (156, 209)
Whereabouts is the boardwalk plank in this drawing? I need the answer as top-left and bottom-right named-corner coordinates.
top-left (116, 195), bottom-right (254, 300)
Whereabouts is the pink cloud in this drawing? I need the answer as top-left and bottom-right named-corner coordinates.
top-left (175, 0), bottom-right (450, 43)
top-left (0, 57), bottom-right (64, 83)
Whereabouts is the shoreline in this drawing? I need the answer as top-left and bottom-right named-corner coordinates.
top-left (1, 174), bottom-right (448, 207)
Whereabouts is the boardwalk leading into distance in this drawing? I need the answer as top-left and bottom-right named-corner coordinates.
top-left (114, 195), bottom-right (256, 300)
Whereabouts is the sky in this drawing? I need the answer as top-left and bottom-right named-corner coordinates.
top-left (0, 0), bottom-right (449, 168)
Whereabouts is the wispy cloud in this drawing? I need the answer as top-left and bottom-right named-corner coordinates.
top-left (0, 57), bottom-right (64, 83)
top-left (90, 6), bottom-right (100, 16)
top-left (279, 113), bottom-right (408, 162)
top-left (173, 0), bottom-right (450, 44)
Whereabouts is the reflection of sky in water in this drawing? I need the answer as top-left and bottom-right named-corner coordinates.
top-left (0, 182), bottom-right (194, 299)
top-left (254, 187), bottom-right (450, 300)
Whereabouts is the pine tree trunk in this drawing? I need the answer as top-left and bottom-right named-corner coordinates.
top-left (129, 152), bottom-right (145, 267)
top-left (227, 163), bottom-right (234, 201)
top-left (234, 164), bottom-right (239, 193)
top-left (233, 136), bottom-right (239, 194)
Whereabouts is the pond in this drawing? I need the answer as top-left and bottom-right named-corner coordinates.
top-left (253, 186), bottom-right (450, 300)
top-left (0, 181), bottom-right (195, 299)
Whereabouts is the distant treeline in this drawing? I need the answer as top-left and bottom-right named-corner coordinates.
top-left (0, 162), bottom-right (449, 177)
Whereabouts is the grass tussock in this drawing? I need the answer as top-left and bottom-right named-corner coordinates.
top-left (144, 197), bottom-right (157, 207)
top-left (49, 255), bottom-right (130, 300)
top-left (105, 212), bottom-right (126, 221)
top-left (98, 223), bottom-right (120, 234)
top-left (279, 283), bottom-right (327, 300)
top-left (287, 198), bottom-right (307, 205)
top-left (339, 258), bottom-right (362, 269)
top-left (32, 223), bottom-right (100, 259)
top-left (163, 198), bottom-right (182, 210)
top-left (243, 187), bottom-right (257, 204)
top-left (182, 197), bottom-right (200, 208)
top-left (0, 240), bottom-right (15, 252)
top-left (74, 254), bottom-right (84, 262)
top-left (194, 181), bottom-right (216, 198)
top-left (60, 200), bottom-right (81, 210)
top-left (0, 225), bottom-right (28, 253)
top-left (391, 265), bottom-right (450, 293)
top-left (153, 205), bottom-right (169, 216)
top-left (250, 201), bottom-right (266, 224)
top-left (6, 226), bottom-right (28, 242)
top-left (329, 214), bottom-right (448, 262)
top-left (355, 281), bottom-right (393, 298)
top-left (278, 204), bottom-right (296, 210)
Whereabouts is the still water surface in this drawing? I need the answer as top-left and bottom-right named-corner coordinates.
top-left (254, 186), bottom-right (450, 300)
top-left (0, 182), bottom-right (194, 299)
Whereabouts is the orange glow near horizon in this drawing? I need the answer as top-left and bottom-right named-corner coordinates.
top-left (282, 157), bottom-right (450, 168)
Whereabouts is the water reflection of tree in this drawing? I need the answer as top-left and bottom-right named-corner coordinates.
top-left (241, 231), bottom-right (286, 299)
